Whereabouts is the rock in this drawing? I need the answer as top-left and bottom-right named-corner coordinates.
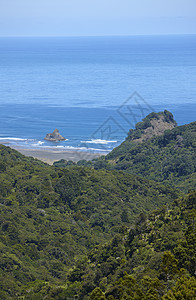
top-left (44, 129), bottom-right (66, 141)
top-left (128, 110), bottom-right (177, 143)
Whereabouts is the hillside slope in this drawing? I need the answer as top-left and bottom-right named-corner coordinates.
top-left (62, 191), bottom-right (196, 299)
top-left (91, 111), bottom-right (196, 190)
top-left (13, 191), bottom-right (196, 299)
top-left (0, 144), bottom-right (180, 299)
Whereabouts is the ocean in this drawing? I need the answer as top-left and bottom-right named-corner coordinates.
top-left (0, 35), bottom-right (195, 153)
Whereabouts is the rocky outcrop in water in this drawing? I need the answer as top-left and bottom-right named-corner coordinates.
top-left (44, 129), bottom-right (66, 141)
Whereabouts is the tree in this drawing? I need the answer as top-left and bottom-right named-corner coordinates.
top-left (162, 276), bottom-right (196, 300)
top-left (90, 287), bottom-right (106, 300)
top-left (160, 251), bottom-right (179, 292)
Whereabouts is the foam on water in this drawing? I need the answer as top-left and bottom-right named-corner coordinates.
top-left (80, 139), bottom-right (118, 144)
top-left (0, 137), bottom-right (28, 141)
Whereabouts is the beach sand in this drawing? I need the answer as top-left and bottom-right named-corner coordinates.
top-left (10, 146), bottom-right (106, 165)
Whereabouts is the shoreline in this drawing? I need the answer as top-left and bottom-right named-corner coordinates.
top-left (9, 146), bottom-right (106, 165)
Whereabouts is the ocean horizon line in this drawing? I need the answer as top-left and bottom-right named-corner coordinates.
top-left (0, 33), bottom-right (195, 38)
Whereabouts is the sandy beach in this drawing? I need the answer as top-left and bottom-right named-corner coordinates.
top-left (10, 146), bottom-right (106, 165)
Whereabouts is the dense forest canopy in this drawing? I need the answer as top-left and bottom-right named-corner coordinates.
top-left (0, 111), bottom-right (195, 299)
top-left (71, 111), bottom-right (196, 192)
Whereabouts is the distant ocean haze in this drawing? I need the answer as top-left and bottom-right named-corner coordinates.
top-left (0, 35), bottom-right (195, 151)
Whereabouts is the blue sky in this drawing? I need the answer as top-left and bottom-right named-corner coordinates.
top-left (0, 0), bottom-right (195, 36)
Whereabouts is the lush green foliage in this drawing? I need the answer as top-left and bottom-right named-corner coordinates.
top-left (91, 118), bottom-right (196, 191)
top-left (65, 191), bottom-right (196, 299)
top-left (0, 112), bottom-right (195, 299)
top-left (0, 144), bottom-right (181, 299)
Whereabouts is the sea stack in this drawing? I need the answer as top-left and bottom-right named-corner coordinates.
top-left (44, 129), bottom-right (66, 141)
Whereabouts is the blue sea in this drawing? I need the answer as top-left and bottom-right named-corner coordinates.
top-left (0, 35), bottom-right (195, 153)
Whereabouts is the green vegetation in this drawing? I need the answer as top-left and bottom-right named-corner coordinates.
top-left (87, 113), bottom-right (196, 191)
top-left (0, 111), bottom-right (195, 299)
top-left (63, 191), bottom-right (196, 299)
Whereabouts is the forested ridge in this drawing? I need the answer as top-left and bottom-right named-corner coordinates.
top-left (0, 111), bottom-right (195, 299)
top-left (65, 191), bottom-right (196, 299)
top-left (75, 111), bottom-right (196, 192)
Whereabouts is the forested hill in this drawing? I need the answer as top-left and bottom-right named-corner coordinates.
top-left (0, 144), bottom-right (180, 299)
top-left (0, 109), bottom-right (195, 299)
top-left (66, 190), bottom-right (196, 299)
top-left (90, 111), bottom-right (196, 191)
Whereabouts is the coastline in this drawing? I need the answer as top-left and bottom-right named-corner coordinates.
top-left (9, 146), bottom-right (106, 165)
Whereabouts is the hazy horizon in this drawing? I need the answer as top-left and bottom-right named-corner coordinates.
top-left (1, 33), bottom-right (196, 38)
top-left (0, 0), bottom-right (195, 37)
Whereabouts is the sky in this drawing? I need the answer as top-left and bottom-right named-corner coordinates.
top-left (0, 0), bottom-right (195, 36)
